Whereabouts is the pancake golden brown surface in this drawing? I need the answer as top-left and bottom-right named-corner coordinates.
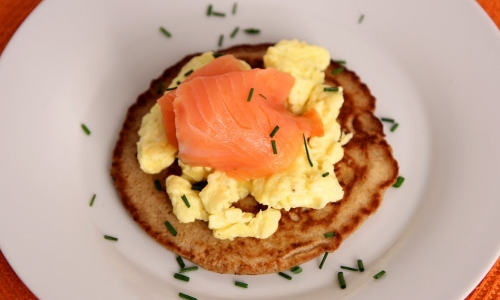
top-left (110, 43), bottom-right (399, 275)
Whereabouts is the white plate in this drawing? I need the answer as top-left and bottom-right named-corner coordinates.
top-left (1, 0), bottom-right (499, 299)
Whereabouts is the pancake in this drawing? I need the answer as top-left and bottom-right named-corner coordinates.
top-left (110, 43), bottom-right (399, 275)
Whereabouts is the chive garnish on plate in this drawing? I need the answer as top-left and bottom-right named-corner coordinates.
top-left (324, 232), bottom-right (336, 238)
top-left (340, 266), bottom-right (359, 271)
top-left (230, 26), bottom-right (240, 38)
top-left (179, 292), bottom-right (197, 300)
top-left (174, 273), bottom-right (190, 282)
top-left (319, 252), bottom-right (329, 269)
top-left (244, 28), bottom-right (260, 34)
top-left (232, 2), bottom-right (238, 14)
top-left (81, 123), bottom-right (91, 135)
top-left (271, 140), bottom-right (277, 154)
top-left (104, 235), bottom-right (118, 241)
top-left (334, 60), bottom-right (346, 64)
top-left (247, 87), bottom-right (254, 101)
top-left (392, 176), bottom-right (405, 187)
top-left (181, 194), bottom-right (191, 208)
top-left (373, 270), bottom-right (386, 279)
top-left (290, 266), bottom-right (302, 274)
top-left (165, 221), bottom-right (177, 236)
top-left (180, 266), bottom-right (199, 273)
top-left (358, 14), bottom-right (365, 24)
top-left (303, 134), bottom-right (313, 167)
top-left (159, 26), bottom-right (172, 38)
top-left (154, 179), bottom-right (162, 191)
top-left (235, 281), bottom-right (248, 288)
top-left (212, 11), bottom-right (226, 17)
top-left (176, 256), bottom-right (186, 269)
top-left (390, 123), bottom-right (399, 132)
top-left (218, 34), bottom-right (224, 47)
top-left (89, 194), bottom-right (96, 207)
top-left (324, 86), bottom-right (339, 92)
top-left (331, 67), bottom-right (344, 75)
top-left (206, 4), bottom-right (213, 16)
top-left (381, 117), bottom-right (395, 123)
top-left (357, 259), bottom-right (365, 272)
top-left (322, 172), bottom-right (330, 177)
top-left (338, 272), bottom-right (347, 289)
top-left (278, 272), bottom-right (292, 280)
top-left (270, 125), bottom-right (280, 137)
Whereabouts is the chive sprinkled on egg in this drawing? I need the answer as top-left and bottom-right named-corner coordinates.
top-left (331, 67), bottom-right (344, 75)
top-left (165, 221), bottom-right (177, 236)
top-left (89, 194), bottom-right (96, 207)
top-left (174, 273), bottom-right (190, 282)
top-left (270, 125), bottom-right (280, 137)
top-left (319, 252), bottom-right (329, 269)
top-left (159, 26), bottom-right (172, 38)
top-left (180, 266), bottom-right (199, 273)
top-left (166, 87), bottom-right (177, 91)
top-left (324, 232), bottom-right (336, 238)
top-left (271, 140), bottom-right (277, 154)
top-left (392, 176), bottom-right (405, 187)
top-left (338, 272), bottom-right (347, 289)
top-left (322, 172), bottom-right (330, 177)
top-left (244, 28), bottom-right (260, 34)
top-left (213, 52), bottom-right (225, 58)
top-left (104, 235), bottom-right (118, 241)
top-left (232, 2), bottom-right (238, 15)
top-left (176, 256), bottom-right (186, 268)
top-left (340, 266), bottom-right (359, 271)
top-left (184, 69), bottom-right (194, 77)
top-left (181, 194), bottom-right (191, 208)
top-left (154, 179), bottom-right (162, 191)
top-left (235, 281), bottom-right (248, 288)
top-left (357, 259), bottom-right (365, 272)
top-left (179, 292), bottom-right (197, 300)
top-left (373, 270), bottom-right (386, 279)
top-left (230, 26), bottom-right (240, 38)
top-left (390, 123), bottom-right (399, 132)
top-left (278, 272), bottom-right (292, 280)
top-left (247, 87), bottom-right (254, 101)
top-left (303, 134), bottom-right (313, 167)
top-left (324, 87), bottom-right (339, 92)
top-left (290, 266), bottom-right (303, 274)
top-left (191, 181), bottom-right (208, 191)
top-left (81, 123), bottom-right (91, 135)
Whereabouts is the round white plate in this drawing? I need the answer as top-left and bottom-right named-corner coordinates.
top-left (1, 0), bottom-right (499, 299)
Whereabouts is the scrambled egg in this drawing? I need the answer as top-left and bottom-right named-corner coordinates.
top-left (138, 40), bottom-right (350, 240)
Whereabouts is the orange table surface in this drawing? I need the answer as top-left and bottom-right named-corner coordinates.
top-left (0, 0), bottom-right (499, 299)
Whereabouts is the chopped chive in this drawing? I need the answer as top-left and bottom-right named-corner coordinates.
top-left (174, 273), bottom-right (190, 282)
top-left (259, 93), bottom-right (267, 100)
top-left (181, 194), bottom-right (191, 208)
top-left (247, 87), bottom-right (254, 101)
top-left (335, 60), bottom-right (347, 64)
top-left (324, 87), bottom-right (339, 92)
top-left (206, 4), bottom-right (213, 16)
top-left (290, 266), bottom-right (302, 274)
top-left (235, 281), bottom-right (248, 288)
top-left (358, 14), bottom-right (365, 24)
top-left (179, 292), bottom-right (197, 300)
top-left (373, 270), bottom-right (386, 279)
top-left (157, 82), bottom-right (164, 95)
top-left (176, 80), bottom-right (181, 85)
top-left (176, 256), bottom-right (186, 268)
top-left (244, 28), bottom-right (260, 34)
top-left (154, 179), bottom-right (162, 191)
top-left (159, 26), bottom-right (172, 38)
top-left (166, 87), bottom-right (177, 91)
top-left (340, 266), bottom-right (359, 271)
top-left (191, 181), bottom-right (208, 191)
top-left (184, 69), bottom-right (193, 77)
top-left (165, 220), bottom-right (177, 236)
top-left (89, 194), bottom-right (96, 207)
top-left (218, 34), bottom-right (224, 47)
top-left (357, 259), bottom-right (365, 272)
top-left (381, 117), bottom-right (395, 123)
top-left (270, 125), bottom-right (280, 137)
top-left (232, 2), bottom-right (238, 14)
top-left (213, 52), bottom-right (225, 58)
top-left (331, 67), bottom-right (344, 75)
top-left (278, 272), bottom-right (292, 280)
top-left (271, 140), bottom-right (277, 154)
top-left (104, 235), bottom-right (118, 241)
top-left (212, 11), bottom-right (226, 17)
top-left (324, 232), bottom-right (336, 238)
top-left (319, 252), bottom-right (329, 269)
top-left (322, 172), bottom-right (330, 177)
top-left (180, 266), bottom-right (199, 273)
top-left (230, 26), bottom-right (240, 38)
top-left (390, 123), bottom-right (399, 132)
top-left (392, 176), bottom-right (405, 188)
top-left (338, 272), bottom-right (347, 289)
top-left (303, 134), bottom-right (313, 167)
top-left (81, 123), bottom-right (91, 135)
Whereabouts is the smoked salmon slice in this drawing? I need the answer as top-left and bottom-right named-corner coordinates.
top-left (158, 55), bottom-right (249, 148)
top-left (173, 68), bottom-right (324, 180)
